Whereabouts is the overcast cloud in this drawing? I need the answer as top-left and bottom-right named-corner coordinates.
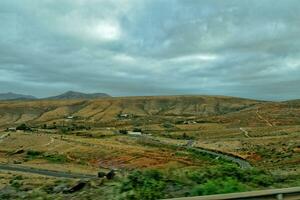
top-left (0, 0), bottom-right (299, 100)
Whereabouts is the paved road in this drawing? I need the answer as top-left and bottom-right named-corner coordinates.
top-left (184, 139), bottom-right (251, 169)
top-left (188, 146), bottom-right (252, 169)
top-left (0, 164), bottom-right (96, 179)
top-left (145, 136), bottom-right (252, 169)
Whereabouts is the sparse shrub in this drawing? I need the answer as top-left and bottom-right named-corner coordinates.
top-left (98, 172), bottom-right (107, 178)
top-left (119, 170), bottom-right (166, 200)
top-left (180, 132), bottom-right (195, 140)
top-left (119, 130), bottom-right (128, 134)
top-left (60, 127), bottom-right (69, 134)
top-left (9, 179), bottom-right (23, 190)
top-left (186, 163), bottom-right (276, 189)
top-left (133, 127), bottom-right (142, 132)
top-left (43, 154), bottom-right (68, 163)
top-left (24, 189), bottom-right (52, 200)
top-left (26, 150), bottom-right (43, 158)
top-left (174, 120), bottom-right (184, 125)
top-left (182, 133), bottom-right (188, 139)
top-left (251, 174), bottom-right (274, 187)
top-left (191, 178), bottom-right (247, 196)
top-left (77, 125), bottom-right (87, 130)
top-left (160, 132), bottom-right (195, 140)
top-left (162, 122), bottom-right (175, 129)
top-left (51, 122), bottom-right (57, 129)
top-left (16, 124), bottom-right (31, 131)
top-left (13, 175), bottom-right (23, 181)
top-left (26, 150), bottom-right (68, 163)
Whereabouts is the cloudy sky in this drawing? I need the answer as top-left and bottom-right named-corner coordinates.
top-left (0, 0), bottom-right (299, 100)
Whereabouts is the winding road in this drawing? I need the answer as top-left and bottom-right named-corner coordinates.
top-left (189, 146), bottom-right (252, 169)
top-left (184, 139), bottom-right (252, 169)
top-left (144, 136), bottom-right (252, 169)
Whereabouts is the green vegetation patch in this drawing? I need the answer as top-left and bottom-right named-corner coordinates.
top-left (0, 164), bottom-right (298, 200)
top-left (191, 177), bottom-right (247, 196)
top-left (26, 150), bottom-right (69, 164)
top-left (119, 170), bottom-right (166, 200)
top-left (117, 164), bottom-right (278, 199)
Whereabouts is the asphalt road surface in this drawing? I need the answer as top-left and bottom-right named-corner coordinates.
top-left (190, 147), bottom-right (252, 169)
top-left (0, 164), bottom-right (96, 179)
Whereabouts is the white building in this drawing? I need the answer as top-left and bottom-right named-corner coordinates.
top-left (127, 131), bottom-right (142, 136)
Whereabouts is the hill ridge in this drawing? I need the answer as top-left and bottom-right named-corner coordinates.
top-left (45, 91), bottom-right (110, 100)
top-left (0, 92), bottom-right (37, 100)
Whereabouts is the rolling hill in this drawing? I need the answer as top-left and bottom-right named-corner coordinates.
top-left (0, 95), bottom-right (263, 126)
top-left (0, 95), bottom-right (299, 128)
top-left (45, 91), bottom-right (111, 100)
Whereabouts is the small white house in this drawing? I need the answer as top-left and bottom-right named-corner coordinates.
top-left (66, 116), bottom-right (74, 120)
top-left (7, 127), bottom-right (17, 132)
top-left (120, 114), bottom-right (130, 118)
top-left (183, 121), bottom-right (197, 125)
top-left (128, 131), bottom-right (142, 136)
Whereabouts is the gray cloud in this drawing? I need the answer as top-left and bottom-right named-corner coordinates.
top-left (0, 0), bottom-right (299, 100)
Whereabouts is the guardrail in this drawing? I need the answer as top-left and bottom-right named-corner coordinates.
top-left (164, 187), bottom-right (300, 200)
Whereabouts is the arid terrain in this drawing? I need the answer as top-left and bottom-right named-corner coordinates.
top-left (0, 96), bottom-right (299, 199)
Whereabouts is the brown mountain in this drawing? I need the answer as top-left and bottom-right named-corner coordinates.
top-left (45, 91), bottom-right (110, 100)
top-left (0, 95), bottom-right (264, 126)
top-left (0, 95), bottom-right (299, 128)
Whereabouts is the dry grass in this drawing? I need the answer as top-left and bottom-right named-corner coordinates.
top-left (0, 131), bottom-right (210, 175)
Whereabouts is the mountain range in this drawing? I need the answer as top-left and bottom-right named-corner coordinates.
top-left (0, 91), bottom-right (110, 100)
top-left (0, 92), bottom-right (37, 100)
top-left (0, 95), bottom-right (299, 127)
